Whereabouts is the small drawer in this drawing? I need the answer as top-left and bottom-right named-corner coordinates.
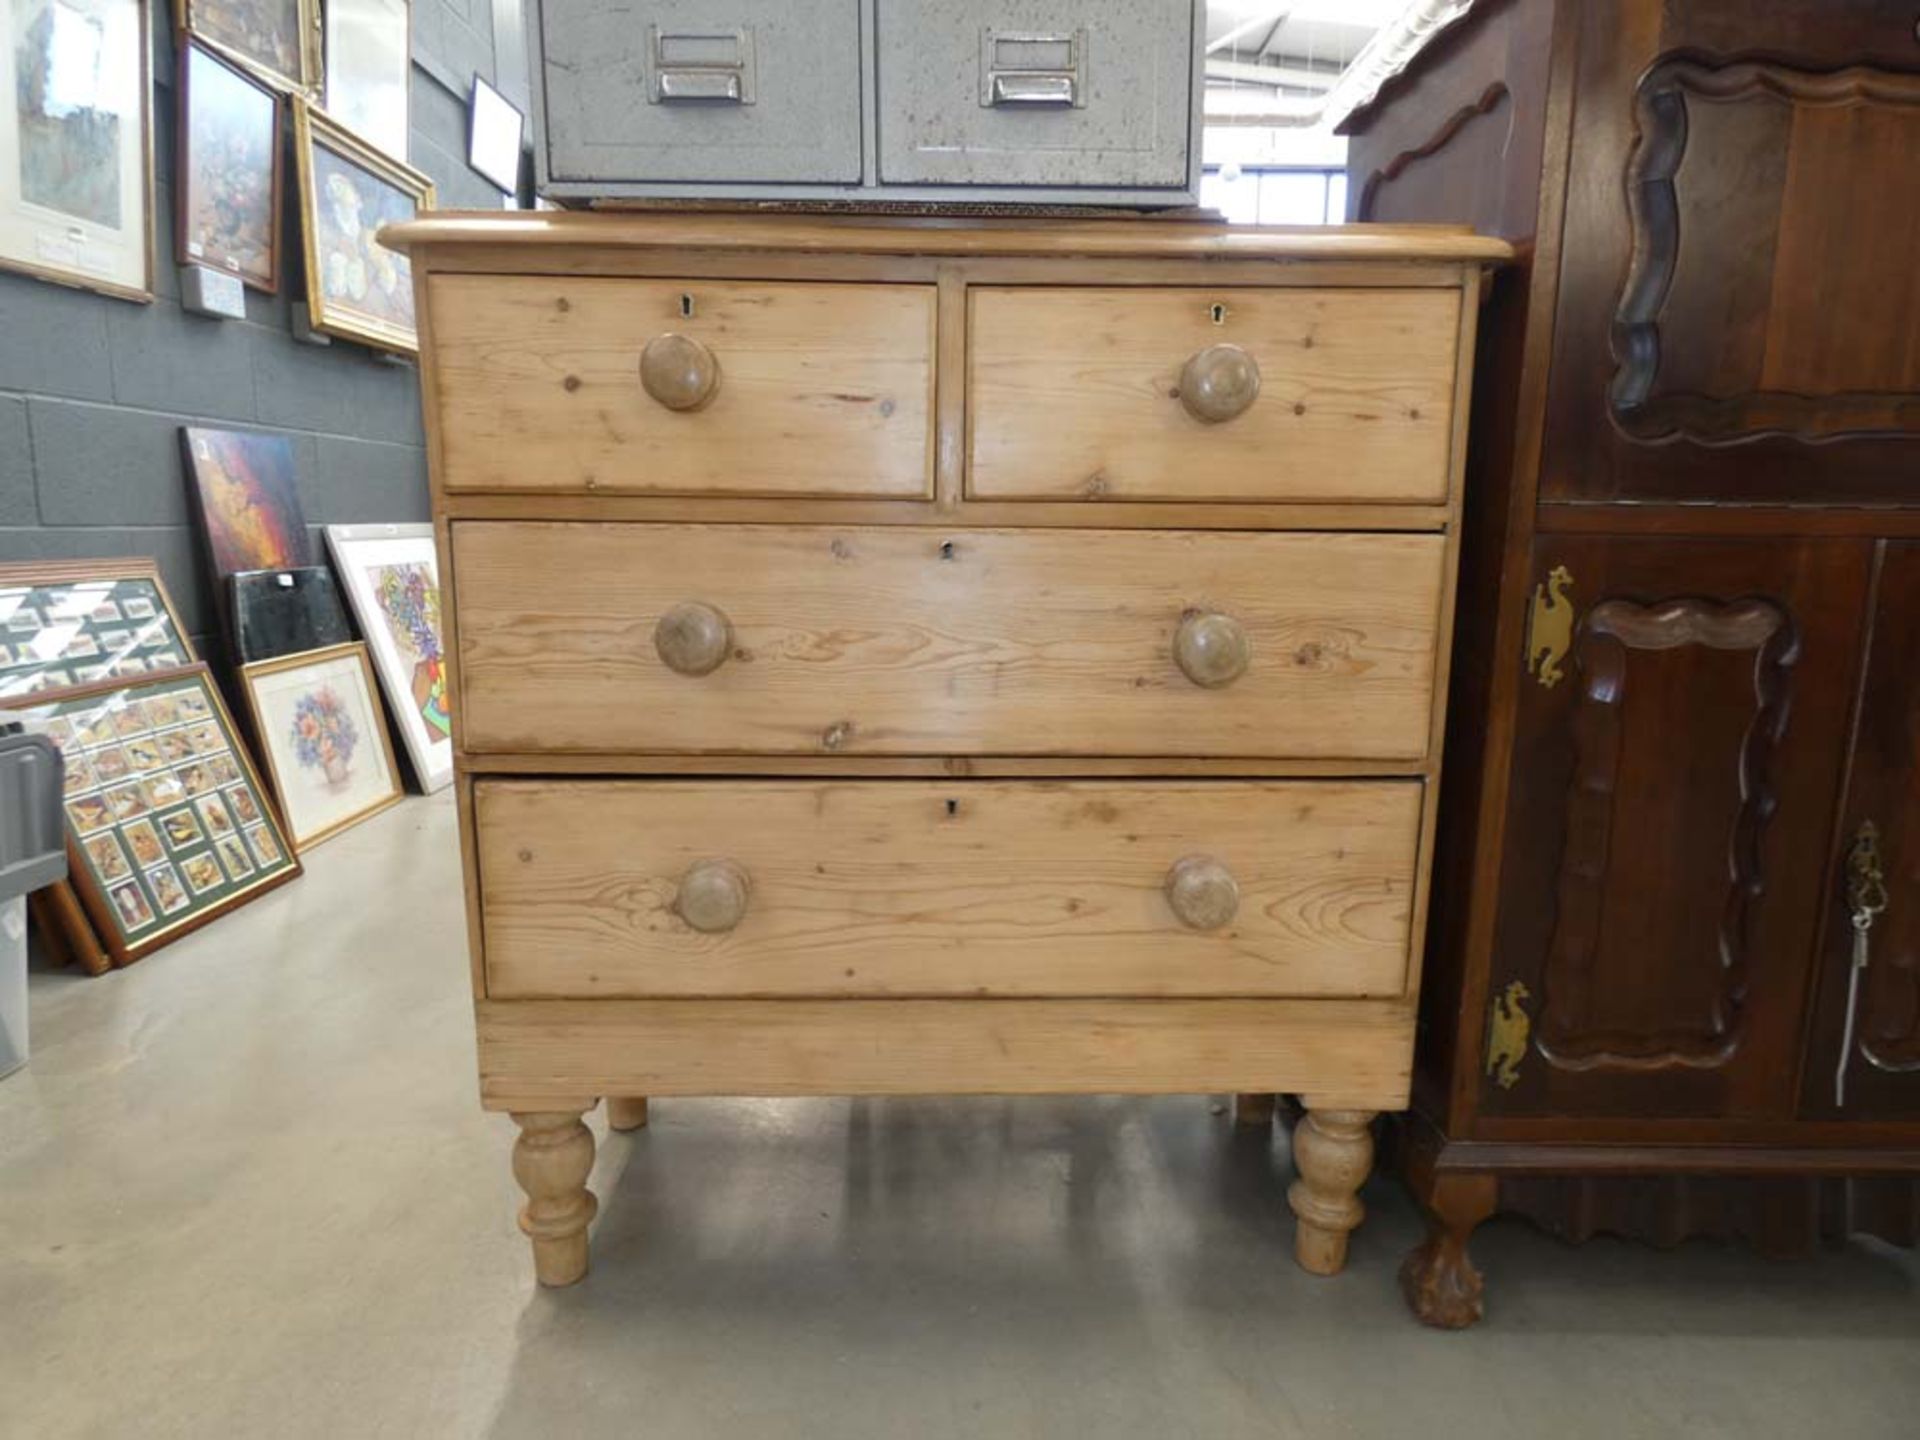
top-left (968, 287), bottom-right (1461, 503)
top-left (535, 0), bottom-right (864, 185)
top-left (475, 779), bottom-right (1422, 999)
top-left (452, 522), bottom-right (1446, 760)
top-left (875, 0), bottom-right (1195, 190)
top-left (426, 275), bottom-right (936, 498)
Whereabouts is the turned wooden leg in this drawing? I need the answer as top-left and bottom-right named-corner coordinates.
top-left (1233, 1093), bottom-right (1278, 1127)
top-left (1287, 1107), bottom-right (1377, 1276)
top-left (606, 1096), bottom-right (650, 1132)
top-left (510, 1109), bottom-right (598, 1287)
top-left (1400, 1170), bottom-right (1498, 1329)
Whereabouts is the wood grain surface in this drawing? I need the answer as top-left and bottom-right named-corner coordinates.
top-left (427, 275), bottom-right (935, 497)
top-left (968, 286), bottom-right (1459, 502)
top-left (451, 522), bottom-right (1446, 758)
top-left (475, 779), bottom-right (1423, 999)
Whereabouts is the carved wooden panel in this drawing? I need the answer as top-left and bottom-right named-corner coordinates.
top-left (1484, 538), bottom-right (1869, 1119)
top-left (1804, 542), bottom-right (1920, 1118)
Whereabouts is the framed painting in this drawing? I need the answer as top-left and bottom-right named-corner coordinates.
top-left (467, 73), bottom-right (521, 195)
top-left (292, 99), bottom-right (433, 353)
top-left (239, 640), bottom-right (402, 849)
top-left (177, 39), bottom-right (282, 291)
top-left (21, 663), bottom-right (302, 964)
top-left (0, 558), bottom-right (198, 702)
top-left (0, 0), bottom-right (154, 300)
top-left (321, 0), bottom-right (407, 161)
top-left (324, 523), bottom-right (451, 793)
top-left (180, 426), bottom-right (312, 581)
top-left (174, 0), bottom-right (314, 94)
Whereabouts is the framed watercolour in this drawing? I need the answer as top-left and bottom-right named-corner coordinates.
top-left (292, 100), bottom-right (433, 353)
top-left (181, 426), bottom-right (312, 580)
top-left (0, 0), bottom-right (154, 300)
top-left (22, 664), bottom-right (301, 964)
top-left (324, 523), bottom-right (451, 793)
top-left (239, 641), bottom-right (402, 849)
top-left (467, 74), bottom-right (521, 196)
top-left (177, 39), bottom-right (282, 291)
top-left (321, 0), bottom-right (407, 161)
top-left (0, 558), bottom-right (198, 702)
top-left (174, 0), bottom-right (314, 95)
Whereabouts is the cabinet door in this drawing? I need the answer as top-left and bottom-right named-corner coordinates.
top-left (1542, 2), bottom-right (1920, 504)
top-left (1803, 542), bottom-right (1920, 1119)
top-left (1481, 538), bottom-right (1869, 1118)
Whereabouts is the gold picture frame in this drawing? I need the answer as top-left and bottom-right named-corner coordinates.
top-left (238, 640), bottom-right (403, 850)
top-left (1, 0), bottom-right (156, 302)
top-left (173, 0), bottom-right (318, 95)
top-left (292, 99), bottom-right (435, 354)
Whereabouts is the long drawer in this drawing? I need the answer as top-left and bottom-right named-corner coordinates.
top-left (475, 779), bottom-right (1423, 999)
top-left (451, 523), bottom-right (1446, 758)
top-left (969, 286), bottom-right (1460, 503)
top-left (426, 275), bottom-right (936, 498)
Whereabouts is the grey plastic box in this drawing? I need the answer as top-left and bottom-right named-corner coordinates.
top-left (528, 0), bottom-right (1204, 207)
top-left (0, 729), bottom-right (66, 1079)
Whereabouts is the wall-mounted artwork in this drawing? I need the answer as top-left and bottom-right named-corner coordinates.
top-left (467, 73), bottom-right (522, 195)
top-left (322, 0), bottom-right (407, 160)
top-left (325, 523), bottom-right (451, 792)
top-left (293, 99), bottom-right (434, 353)
top-left (177, 39), bottom-right (282, 291)
top-left (180, 426), bottom-right (312, 580)
top-left (239, 640), bottom-right (401, 848)
top-left (0, 0), bottom-right (153, 299)
top-left (175, 0), bottom-right (314, 94)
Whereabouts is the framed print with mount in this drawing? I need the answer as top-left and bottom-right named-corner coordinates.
top-left (321, 0), bottom-right (408, 161)
top-left (0, 558), bottom-right (197, 703)
top-left (324, 523), bottom-right (452, 793)
top-left (238, 640), bottom-right (402, 850)
top-left (173, 0), bottom-right (315, 95)
top-left (0, 0), bottom-right (154, 300)
top-left (292, 99), bottom-right (434, 353)
top-left (21, 663), bottom-right (302, 965)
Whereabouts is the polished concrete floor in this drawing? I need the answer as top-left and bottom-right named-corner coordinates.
top-left (4, 794), bottom-right (1918, 1439)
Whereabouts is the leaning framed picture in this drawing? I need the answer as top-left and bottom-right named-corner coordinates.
top-left (239, 641), bottom-right (402, 849)
top-left (292, 99), bottom-right (434, 353)
top-left (22, 663), bottom-right (302, 965)
top-left (0, 0), bottom-right (155, 300)
top-left (321, 0), bottom-right (408, 161)
top-left (180, 426), bottom-right (312, 581)
top-left (177, 39), bottom-right (283, 291)
top-left (0, 558), bottom-right (198, 702)
top-left (174, 0), bottom-right (315, 95)
top-left (324, 523), bottom-right (453, 793)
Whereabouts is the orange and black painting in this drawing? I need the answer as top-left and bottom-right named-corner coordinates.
top-left (181, 427), bottom-right (312, 580)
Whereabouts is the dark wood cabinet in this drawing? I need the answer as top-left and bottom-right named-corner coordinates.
top-left (1346, 0), bottom-right (1920, 1328)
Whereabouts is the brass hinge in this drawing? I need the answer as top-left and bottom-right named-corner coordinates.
top-left (1485, 980), bottom-right (1532, 1090)
top-left (1525, 564), bottom-right (1574, 688)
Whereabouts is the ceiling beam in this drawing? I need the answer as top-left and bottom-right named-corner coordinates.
top-left (1205, 57), bottom-right (1341, 90)
top-left (1205, 4), bottom-right (1295, 55)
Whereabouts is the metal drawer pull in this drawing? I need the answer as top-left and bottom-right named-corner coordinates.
top-left (677, 859), bottom-right (751, 934)
top-left (640, 333), bottom-right (719, 411)
top-left (980, 29), bottom-right (1087, 108)
top-left (649, 26), bottom-right (756, 105)
top-left (654, 601), bottom-right (732, 677)
top-left (1174, 610), bottom-right (1250, 688)
top-left (1835, 820), bottom-right (1889, 1107)
top-left (1166, 856), bottom-right (1240, 930)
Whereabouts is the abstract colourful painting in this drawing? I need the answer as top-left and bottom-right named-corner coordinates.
top-left (181, 427), bottom-right (312, 580)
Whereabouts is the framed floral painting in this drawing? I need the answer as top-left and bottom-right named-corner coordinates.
top-left (239, 640), bottom-right (401, 849)
top-left (0, 0), bottom-right (154, 299)
top-left (292, 99), bottom-right (433, 353)
top-left (177, 39), bottom-right (283, 291)
top-left (323, 523), bottom-right (452, 793)
top-left (175, 0), bottom-right (314, 94)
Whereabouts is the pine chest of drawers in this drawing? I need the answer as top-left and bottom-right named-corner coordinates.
top-left (386, 212), bottom-right (1507, 1291)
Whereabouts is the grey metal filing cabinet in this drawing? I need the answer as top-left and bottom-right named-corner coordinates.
top-left (527, 0), bottom-right (1205, 206)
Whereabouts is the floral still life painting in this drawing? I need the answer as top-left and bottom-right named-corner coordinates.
top-left (240, 642), bottom-right (400, 849)
top-left (181, 427), bottom-right (311, 580)
top-left (371, 562), bottom-right (450, 741)
top-left (178, 40), bottom-right (281, 289)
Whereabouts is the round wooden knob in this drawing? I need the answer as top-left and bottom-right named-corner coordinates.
top-left (1174, 611), bottom-right (1250, 688)
top-left (677, 859), bottom-right (750, 933)
top-left (1178, 343), bottom-right (1260, 423)
top-left (639, 333), bottom-right (719, 411)
top-left (653, 601), bottom-right (732, 677)
top-left (1166, 856), bottom-right (1239, 930)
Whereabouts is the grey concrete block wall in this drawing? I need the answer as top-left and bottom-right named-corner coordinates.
top-left (0, 0), bottom-right (528, 660)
